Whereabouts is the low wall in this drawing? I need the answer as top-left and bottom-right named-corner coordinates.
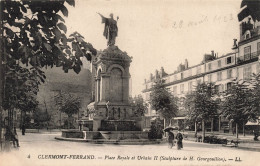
top-left (83, 131), bottom-right (102, 139)
top-left (100, 131), bottom-right (149, 140)
top-left (62, 130), bottom-right (83, 138)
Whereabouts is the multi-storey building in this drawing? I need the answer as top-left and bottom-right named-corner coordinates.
top-left (142, 17), bottom-right (260, 133)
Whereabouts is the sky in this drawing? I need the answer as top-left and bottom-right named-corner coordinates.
top-left (64, 0), bottom-right (242, 96)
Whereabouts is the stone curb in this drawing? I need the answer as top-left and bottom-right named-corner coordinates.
top-left (55, 137), bottom-right (164, 145)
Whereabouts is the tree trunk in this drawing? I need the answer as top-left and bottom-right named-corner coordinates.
top-left (236, 123), bottom-right (239, 139)
top-left (195, 121), bottom-right (197, 138)
top-left (211, 118), bottom-right (214, 133)
top-left (243, 121), bottom-right (245, 136)
top-left (0, 1), bottom-right (3, 151)
top-left (202, 120), bottom-right (205, 142)
top-left (68, 116), bottom-right (71, 129)
top-left (60, 111), bottom-right (62, 129)
top-left (218, 116), bottom-right (221, 132)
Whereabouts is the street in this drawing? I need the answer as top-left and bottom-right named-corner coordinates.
top-left (0, 131), bottom-right (259, 166)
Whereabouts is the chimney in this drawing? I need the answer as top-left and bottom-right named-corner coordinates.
top-left (155, 70), bottom-right (159, 79)
top-left (184, 59), bottom-right (188, 69)
top-left (150, 73), bottom-right (153, 81)
top-left (160, 67), bottom-right (164, 77)
top-left (232, 39), bottom-right (238, 50)
top-left (211, 50), bottom-right (214, 57)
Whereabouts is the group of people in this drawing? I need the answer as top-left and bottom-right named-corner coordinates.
top-left (166, 129), bottom-right (183, 150)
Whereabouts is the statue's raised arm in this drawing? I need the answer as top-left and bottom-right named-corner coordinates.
top-left (97, 13), bottom-right (118, 46)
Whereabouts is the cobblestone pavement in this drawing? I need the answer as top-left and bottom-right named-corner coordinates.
top-left (0, 132), bottom-right (259, 166)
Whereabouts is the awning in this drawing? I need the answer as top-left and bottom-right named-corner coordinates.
top-left (246, 118), bottom-right (260, 126)
top-left (173, 117), bottom-right (187, 120)
top-left (246, 121), bottom-right (260, 126)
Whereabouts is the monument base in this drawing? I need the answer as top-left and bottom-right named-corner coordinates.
top-left (60, 130), bottom-right (149, 141)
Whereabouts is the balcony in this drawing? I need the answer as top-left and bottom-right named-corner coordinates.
top-left (237, 51), bottom-right (260, 64)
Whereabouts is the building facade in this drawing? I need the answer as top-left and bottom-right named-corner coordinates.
top-left (142, 18), bottom-right (260, 133)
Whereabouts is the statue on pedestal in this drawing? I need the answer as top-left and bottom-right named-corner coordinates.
top-left (97, 13), bottom-right (119, 46)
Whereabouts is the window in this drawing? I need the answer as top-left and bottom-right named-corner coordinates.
top-left (181, 73), bottom-right (183, 79)
top-left (173, 86), bottom-right (177, 96)
top-left (174, 74), bottom-right (177, 81)
top-left (218, 60), bottom-right (221, 67)
top-left (246, 34), bottom-right (250, 39)
top-left (244, 46), bottom-right (251, 60)
top-left (226, 57), bottom-right (232, 64)
top-left (227, 69), bottom-right (232, 79)
top-left (215, 85), bottom-right (219, 94)
top-left (243, 65), bottom-right (252, 80)
top-left (188, 69), bottom-right (192, 77)
top-left (197, 79), bottom-right (201, 85)
top-left (188, 82), bottom-right (193, 92)
top-left (197, 66), bottom-right (201, 74)
top-left (219, 84), bottom-right (224, 92)
top-left (257, 63), bottom-right (260, 74)
top-left (227, 82), bottom-right (232, 92)
top-left (180, 84), bottom-right (184, 94)
top-left (208, 74), bottom-right (212, 82)
top-left (208, 63), bottom-right (212, 71)
top-left (217, 71), bottom-right (222, 81)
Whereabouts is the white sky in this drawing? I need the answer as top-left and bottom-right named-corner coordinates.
top-left (65, 0), bottom-right (241, 96)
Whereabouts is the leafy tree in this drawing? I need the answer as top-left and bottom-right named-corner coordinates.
top-left (238, 0), bottom-right (260, 22)
top-left (33, 99), bottom-right (51, 129)
top-left (2, 64), bottom-right (39, 130)
top-left (129, 95), bottom-right (148, 116)
top-left (0, 0), bottom-right (96, 134)
top-left (221, 80), bottom-right (255, 138)
top-left (184, 83), bottom-right (218, 141)
top-left (249, 73), bottom-right (260, 118)
top-left (54, 91), bottom-right (80, 129)
top-left (150, 80), bottom-right (178, 127)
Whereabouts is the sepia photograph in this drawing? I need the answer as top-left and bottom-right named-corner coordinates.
top-left (0, 0), bottom-right (260, 165)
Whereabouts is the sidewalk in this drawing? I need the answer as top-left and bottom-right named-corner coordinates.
top-left (20, 128), bottom-right (62, 134)
top-left (182, 131), bottom-right (260, 152)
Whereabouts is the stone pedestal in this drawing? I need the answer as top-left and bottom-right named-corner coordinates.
top-left (85, 46), bottom-right (144, 132)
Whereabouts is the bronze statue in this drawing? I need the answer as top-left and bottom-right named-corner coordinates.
top-left (97, 13), bottom-right (119, 46)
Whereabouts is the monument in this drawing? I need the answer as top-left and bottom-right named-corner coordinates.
top-left (70, 13), bottom-right (150, 142)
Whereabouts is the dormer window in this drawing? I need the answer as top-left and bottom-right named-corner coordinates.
top-left (244, 30), bottom-right (251, 40)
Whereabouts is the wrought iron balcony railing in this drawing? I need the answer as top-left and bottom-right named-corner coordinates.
top-left (237, 51), bottom-right (260, 64)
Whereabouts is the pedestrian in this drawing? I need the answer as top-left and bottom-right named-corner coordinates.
top-left (167, 129), bottom-right (174, 148)
top-left (176, 130), bottom-right (183, 150)
top-left (22, 123), bottom-right (26, 135)
top-left (12, 127), bottom-right (20, 148)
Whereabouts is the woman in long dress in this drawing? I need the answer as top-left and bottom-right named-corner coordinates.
top-left (167, 129), bottom-right (174, 148)
top-left (176, 130), bottom-right (183, 150)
